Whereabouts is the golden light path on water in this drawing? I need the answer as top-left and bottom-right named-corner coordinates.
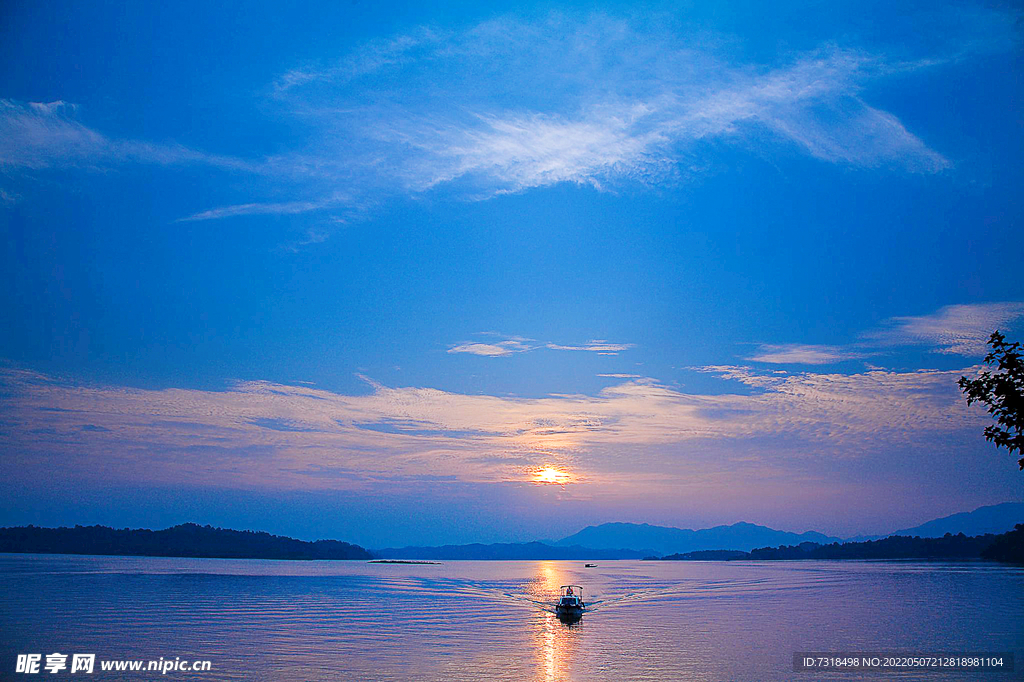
top-left (533, 561), bottom-right (583, 682)
top-left (539, 563), bottom-right (559, 682)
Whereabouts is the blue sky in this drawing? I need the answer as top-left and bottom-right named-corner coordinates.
top-left (1, 0), bottom-right (1023, 547)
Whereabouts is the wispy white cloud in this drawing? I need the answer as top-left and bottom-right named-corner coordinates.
top-left (546, 340), bottom-right (635, 353)
top-left (748, 343), bottom-right (867, 365)
top-left (0, 99), bottom-right (255, 172)
top-left (597, 373), bottom-right (643, 378)
top-left (865, 302), bottom-right (1024, 355)
top-left (748, 302), bottom-right (1024, 364)
top-left (693, 364), bottom-right (790, 390)
top-left (275, 17), bottom-right (955, 201)
top-left (447, 340), bottom-right (533, 357)
top-left (447, 334), bottom-right (634, 357)
top-left (0, 99), bottom-right (364, 238)
top-left (694, 364), bottom-right (984, 439)
top-left (273, 26), bottom-right (449, 94)
top-left (395, 107), bottom-right (673, 194)
top-left (765, 96), bottom-right (949, 172)
top-left (177, 197), bottom-right (344, 222)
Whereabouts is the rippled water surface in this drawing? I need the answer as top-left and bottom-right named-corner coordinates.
top-left (1, 555), bottom-right (1021, 680)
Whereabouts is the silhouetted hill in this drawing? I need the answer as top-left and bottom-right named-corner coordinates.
top-left (374, 542), bottom-right (647, 560)
top-left (886, 502), bottom-right (1024, 539)
top-left (749, 533), bottom-right (1001, 560)
top-left (0, 524), bottom-right (373, 560)
top-left (650, 527), bottom-right (1024, 563)
top-left (652, 530), bottom-right (1023, 563)
top-left (982, 524), bottom-right (1024, 563)
top-left (555, 521), bottom-right (840, 555)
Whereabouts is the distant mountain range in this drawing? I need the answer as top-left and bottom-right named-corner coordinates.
top-left (553, 503), bottom-right (1024, 555)
top-left (376, 522), bottom-right (846, 559)
top-left (373, 523), bottom-right (842, 560)
top-left (375, 502), bottom-right (1024, 559)
top-left (553, 521), bottom-right (841, 556)
top-left (373, 524), bottom-right (840, 560)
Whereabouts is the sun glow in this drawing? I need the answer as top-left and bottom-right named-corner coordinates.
top-left (533, 467), bottom-right (571, 485)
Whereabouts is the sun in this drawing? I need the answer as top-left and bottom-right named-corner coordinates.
top-left (533, 467), bottom-right (571, 485)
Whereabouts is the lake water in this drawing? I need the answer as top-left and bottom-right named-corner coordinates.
top-left (1, 555), bottom-right (1021, 680)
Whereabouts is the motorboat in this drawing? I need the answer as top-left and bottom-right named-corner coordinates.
top-left (584, 563), bottom-right (597, 568)
top-left (555, 585), bottom-right (585, 621)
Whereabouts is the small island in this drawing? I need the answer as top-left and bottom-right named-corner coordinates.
top-left (0, 523), bottom-right (374, 561)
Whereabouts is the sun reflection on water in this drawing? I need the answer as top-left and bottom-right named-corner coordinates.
top-left (539, 611), bottom-right (584, 682)
top-left (528, 561), bottom-right (584, 682)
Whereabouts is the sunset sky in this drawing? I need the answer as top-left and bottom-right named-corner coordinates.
top-left (2, 0), bottom-right (1023, 547)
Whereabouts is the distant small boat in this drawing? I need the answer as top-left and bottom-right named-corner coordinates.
top-left (555, 585), bottom-right (585, 621)
top-left (584, 563), bottom-right (597, 568)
